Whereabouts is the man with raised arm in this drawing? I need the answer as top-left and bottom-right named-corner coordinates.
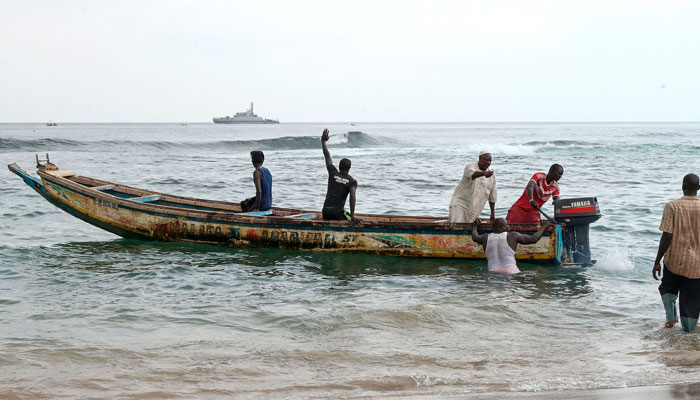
top-left (320, 129), bottom-right (358, 222)
top-left (653, 173), bottom-right (700, 332)
top-left (448, 150), bottom-right (497, 223)
top-left (472, 218), bottom-right (551, 275)
top-left (506, 164), bottom-right (563, 224)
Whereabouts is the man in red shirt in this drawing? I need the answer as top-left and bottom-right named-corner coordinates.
top-left (506, 164), bottom-right (563, 224)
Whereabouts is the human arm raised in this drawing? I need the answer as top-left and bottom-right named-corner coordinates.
top-left (321, 129), bottom-right (333, 168)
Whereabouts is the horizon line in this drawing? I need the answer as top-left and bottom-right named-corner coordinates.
top-left (2, 120), bottom-right (700, 124)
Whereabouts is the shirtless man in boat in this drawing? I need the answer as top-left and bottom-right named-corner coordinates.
top-left (472, 218), bottom-right (551, 274)
top-left (321, 129), bottom-right (359, 223)
top-left (506, 164), bottom-right (563, 224)
top-left (240, 150), bottom-right (272, 212)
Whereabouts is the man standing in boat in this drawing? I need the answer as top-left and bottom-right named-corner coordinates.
top-left (240, 150), bottom-right (272, 212)
top-left (506, 164), bottom-right (563, 224)
top-left (653, 173), bottom-right (700, 332)
top-left (321, 129), bottom-right (358, 222)
top-left (448, 151), bottom-right (496, 223)
top-left (472, 218), bottom-right (551, 274)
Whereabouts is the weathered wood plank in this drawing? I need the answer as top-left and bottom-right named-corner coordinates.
top-left (284, 213), bottom-right (317, 219)
top-left (92, 184), bottom-right (115, 191)
top-left (130, 194), bottom-right (162, 203)
top-left (239, 209), bottom-right (275, 216)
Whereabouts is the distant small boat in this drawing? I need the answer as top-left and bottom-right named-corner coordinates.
top-left (46, 121), bottom-right (58, 126)
top-left (213, 102), bottom-right (279, 124)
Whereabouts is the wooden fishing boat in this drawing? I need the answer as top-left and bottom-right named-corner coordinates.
top-left (8, 157), bottom-right (566, 262)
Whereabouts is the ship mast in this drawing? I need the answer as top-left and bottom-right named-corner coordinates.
top-left (250, 102), bottom-right (254, 113)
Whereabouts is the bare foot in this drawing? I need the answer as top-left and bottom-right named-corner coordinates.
top-left (664, 321), bottom-right (677, 329)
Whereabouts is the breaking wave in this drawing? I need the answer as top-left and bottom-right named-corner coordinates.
top-left (519, 140), bottom-right (700, 156)
top-left (522, 140), bottom-right (601, 147)
top-left (0, 131), bottom-right (384, 153)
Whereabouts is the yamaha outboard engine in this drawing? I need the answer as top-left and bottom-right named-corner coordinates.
top-left (553, 197), bottom-right (602, 266)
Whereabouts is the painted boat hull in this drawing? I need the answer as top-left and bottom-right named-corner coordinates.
top-left (8, 163), bottom-right (562, 262)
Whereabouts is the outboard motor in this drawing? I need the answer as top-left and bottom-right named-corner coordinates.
top-left (553, 197), bottom-right (602, 266)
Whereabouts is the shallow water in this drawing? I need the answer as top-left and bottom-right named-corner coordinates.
top-left (1, 122), bottom-right (700, 398)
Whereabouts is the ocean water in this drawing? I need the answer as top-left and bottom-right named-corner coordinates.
top-left (1, 122), bottom-right (699, 398)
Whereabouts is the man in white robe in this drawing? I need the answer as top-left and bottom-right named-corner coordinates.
top-left (448, 151), bottom-right (497, 223)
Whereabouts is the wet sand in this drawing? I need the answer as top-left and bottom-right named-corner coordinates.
top-left (492, 383), bottom-right (700, 399)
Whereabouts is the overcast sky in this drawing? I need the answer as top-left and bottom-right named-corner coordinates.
top-left (1, 0), bottom-right (699, 122)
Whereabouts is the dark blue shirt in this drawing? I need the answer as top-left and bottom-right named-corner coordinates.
top-left (257, 166), bottom-right (272, 211)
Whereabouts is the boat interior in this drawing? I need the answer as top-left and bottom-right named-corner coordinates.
top-left (7, 158), bottom-right (543, 233)
top-left (53, 170), bottom-right (462, 226)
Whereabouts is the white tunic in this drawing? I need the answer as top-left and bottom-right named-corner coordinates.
top-left (448, 162), bottom-right (497, 223)
top-left (485, 232), bottom-right (518, 273)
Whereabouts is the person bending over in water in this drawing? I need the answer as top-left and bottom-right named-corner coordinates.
top-left (653, 173), bottom-right (700, 331)
top-left (506, 164), bottom-right (563, 224)
top-left (240, 150), bottom-right (272, 212)
top-left (320, 129), bottom-right (358, 222)
top-left (472, 218), bottom-right (551, 275)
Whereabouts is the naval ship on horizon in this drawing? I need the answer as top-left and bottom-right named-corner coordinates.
top-left (213, 102), bottom-right (279, 124)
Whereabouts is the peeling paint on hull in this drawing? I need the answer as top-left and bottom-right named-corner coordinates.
top-left (9, 163), bottom-right (559, 262)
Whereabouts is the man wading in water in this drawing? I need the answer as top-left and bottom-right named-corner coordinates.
top-left (320, 129), bottom-right (359, 223)
top-left (472, 218), bottom-right (551, 274)
top-left (653, 173), bottom-right (700, 331)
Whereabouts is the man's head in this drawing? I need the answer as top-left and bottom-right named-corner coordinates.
top-left (493, 218), bottom-right (509, 233)
top-left (339, 158), bottom-right (351, 173)
top-left (478, 151), bottom-right (492, 171)
top-left (682, 173), bottom-right (699, 196)
top-left (548, 164), bottom-right (564, 182)
top-left (250, 150), bottom-right (264, 166)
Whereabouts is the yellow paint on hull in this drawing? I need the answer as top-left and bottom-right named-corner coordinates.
top-left (41, 175), bottom-right (557, 261)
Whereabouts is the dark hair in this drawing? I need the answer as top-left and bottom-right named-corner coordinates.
top-left (339, 158), bottom-right (351, 172)
top-left (250, 150), bottom-right (264, 165)
top-left (550, 163), bottom-right (563, 173)
top-left (683, 173), bottom-right (699, 187)
top-left (493, 218), bottom-right (508, 231)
